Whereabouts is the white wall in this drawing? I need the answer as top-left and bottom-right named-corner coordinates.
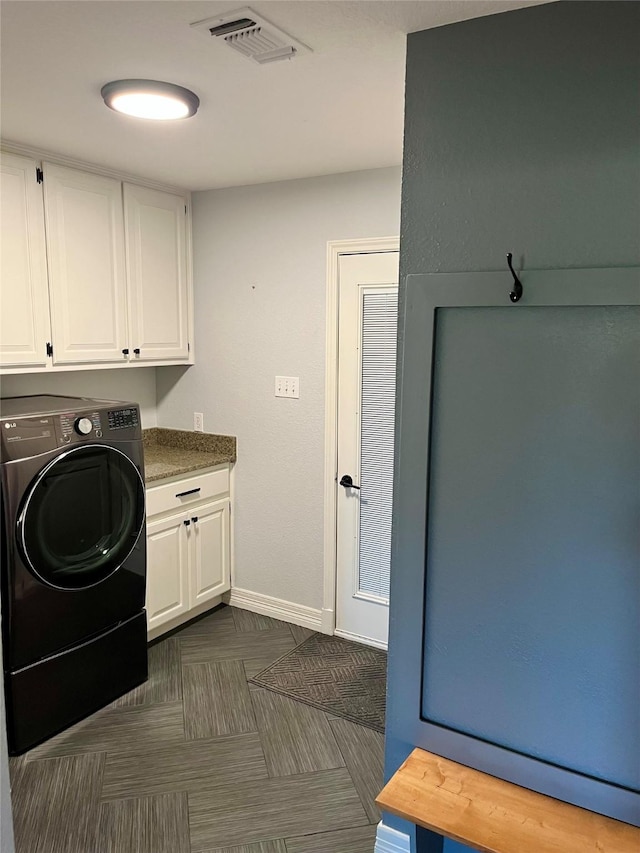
top-left (0, 368), bottom-right (158, 427)
top-left (156, 167), bottom-right (401, 611)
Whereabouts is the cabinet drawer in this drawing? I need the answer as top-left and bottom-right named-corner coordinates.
top-left (145, 468), bottom-right (229, 518)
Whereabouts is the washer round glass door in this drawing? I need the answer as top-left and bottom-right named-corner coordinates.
top-left (18, 444), bottom-right (145, 590)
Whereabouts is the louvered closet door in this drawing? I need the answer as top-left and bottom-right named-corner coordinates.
top-left (336, 251), bottom-right (399, 648)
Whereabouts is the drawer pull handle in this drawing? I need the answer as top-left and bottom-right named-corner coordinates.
top-left (191, 516), bottom-right (198, 523)
top-left (184, 519), bottom-right (191, 526)
top-left (176, 487), bottom-right (201, 498)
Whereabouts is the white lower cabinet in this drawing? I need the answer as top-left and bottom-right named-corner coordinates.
top-left (146, 512), bottom-right (190, 631)
top-left (145, 467), bottom-right (231, 637)
top-left (191, 498), bottom-right (230, 607)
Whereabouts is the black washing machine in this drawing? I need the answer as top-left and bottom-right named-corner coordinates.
top-left (0, 395), bottom-right (148, 753)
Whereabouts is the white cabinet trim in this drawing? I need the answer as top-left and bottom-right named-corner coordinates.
top-left (1, 139), bottom-right (189, 195)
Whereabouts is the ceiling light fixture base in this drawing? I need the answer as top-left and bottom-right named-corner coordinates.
top-left (101, 79), bottom-right (200, 120)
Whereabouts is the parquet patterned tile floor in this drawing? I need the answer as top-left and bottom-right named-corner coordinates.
top-left (9, 605), bottom-right (383, 853)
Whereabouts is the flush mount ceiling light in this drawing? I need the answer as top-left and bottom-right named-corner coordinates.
top-left (101, 79), bottom-right (200, 120)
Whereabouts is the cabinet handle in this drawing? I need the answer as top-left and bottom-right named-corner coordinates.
top-left (122, 348), bottom-right (129, 356)
top-left (176, 487), bottom-right (201, 498)
top-left (134, 348), bottom-right (140, 355)
top-left (184, 519), bottom-right (191, 527)
top-left (191, 516), bottom-right (198, 523)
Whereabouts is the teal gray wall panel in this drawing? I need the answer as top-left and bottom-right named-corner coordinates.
top-left (400, 2), bottom-right (640, 276)
top-left (387, 2), bottom-right (640, 850)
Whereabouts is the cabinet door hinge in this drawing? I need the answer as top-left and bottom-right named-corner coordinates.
top-left (46, 342), bottom-right (53, 357)
top-left (36, 168), bottom-right (44, 184)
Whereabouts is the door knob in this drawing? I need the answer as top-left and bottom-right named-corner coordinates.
top-left (339, 474), bottom-right (360, 490)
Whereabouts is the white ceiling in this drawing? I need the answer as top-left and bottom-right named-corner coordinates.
top-left (1, 0), bottom-right (550, 191)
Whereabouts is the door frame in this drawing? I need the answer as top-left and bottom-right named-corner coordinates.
top-left (322, 236), bottom-right (400, 636)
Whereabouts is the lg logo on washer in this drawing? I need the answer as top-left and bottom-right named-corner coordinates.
top-left (4, 422), bottom-right (17, 429)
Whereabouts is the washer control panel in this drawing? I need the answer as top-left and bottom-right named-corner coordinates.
top-left (107, 407), bottom-right (139, 431)
top-left (58, 411), bottom-right (103, 444)
top-left (0, 399), bottom-right (142, 460)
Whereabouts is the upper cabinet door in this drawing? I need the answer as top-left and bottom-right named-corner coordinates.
top-left (0, 153), bottom-right (51, 367)
top-left (43, 163), bottom-right (128, 364)
top-left (124, 184), bottom-right (189, 362)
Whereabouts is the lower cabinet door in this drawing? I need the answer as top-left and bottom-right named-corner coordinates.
top-left (191, 498), bottom-right (230, 606)
top-left (146, 512), bottom-right (190, 631)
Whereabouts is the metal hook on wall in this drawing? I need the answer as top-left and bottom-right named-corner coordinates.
top-left (507, 253), bottom-right (523, 303)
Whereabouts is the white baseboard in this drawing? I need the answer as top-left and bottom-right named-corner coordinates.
top-left (223, 587), bottom-right (322, 632)
top-left (321, 607), bottom-right (334, 635)
top-left (374, 821), bottom-right (412, 853)
top-left (334, 627), bottom-right (388, 651)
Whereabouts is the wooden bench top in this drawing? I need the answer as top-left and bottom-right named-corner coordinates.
top-left (376, 748), bottom-right (640, 853)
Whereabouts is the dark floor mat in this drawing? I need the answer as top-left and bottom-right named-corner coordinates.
top-left (249, 633), bottom-right (387, 733)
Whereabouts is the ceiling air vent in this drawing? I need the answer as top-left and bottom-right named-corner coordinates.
top-left (190, 7), bottom-right (311, 65)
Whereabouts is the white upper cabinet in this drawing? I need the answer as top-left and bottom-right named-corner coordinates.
top-left (0, 152), bottom-right (193, 374)
top-left (124, 184), bottom-right (189, 362)
top-left (43, 163), bottom-right (128, 364)
top-left (0, 153), bottom-right (50, 367)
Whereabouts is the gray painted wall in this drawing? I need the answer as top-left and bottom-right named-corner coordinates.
top-left (156, 167), bottom-right (401, 611)
top-left (388, 3), bottom-right (640, 850)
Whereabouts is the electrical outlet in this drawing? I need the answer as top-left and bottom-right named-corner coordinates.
top-left (194, 412), bottom-right (204, 432)
top-left (275, 376), bottom-right (300, 399)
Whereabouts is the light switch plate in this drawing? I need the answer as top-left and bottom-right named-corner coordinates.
top-left (275, 376), bottom-right (300, 398)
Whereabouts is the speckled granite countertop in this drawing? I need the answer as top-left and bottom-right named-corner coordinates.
top-left (143, 428), bottom-right (236, 483)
